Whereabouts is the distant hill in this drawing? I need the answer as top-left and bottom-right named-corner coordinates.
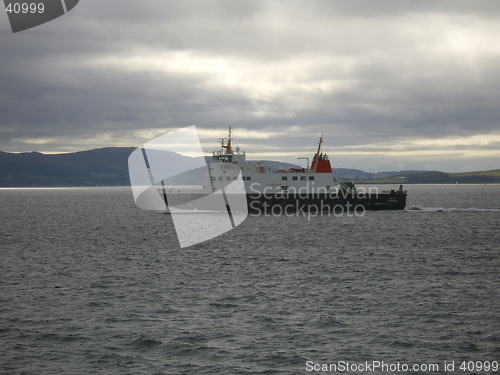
top-left (399, 170), bottom-right (500, 184)
top-left (0, 148), bottom-right (326, 187)
top-left (0, 148), bottom-right (498, 186)
top-left (356, 169), bottom-right (500, 184)
top-left (0, 148), bottom-right (135, 186)
top-left (377, 170), bottom-right (425, 177)
top-left (331, 168), bottom-right (377, 180)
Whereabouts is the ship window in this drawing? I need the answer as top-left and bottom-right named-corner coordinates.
top-left (282, 176), bottom-right (288, 181)
top-left (226, 177), bottom-right (231, 181)
top-left (210, 177), bottom-right (214, 181)
top-left (218, 177), bottom-right (223, 181)
top-left (292, 176), bottom-right (298, 180)
top-left (246, 176), bottom-right (251, 181)
top-left (301, 176), bottom-right (306, 181)
top-left (309, 176), bottom-right (315, 180)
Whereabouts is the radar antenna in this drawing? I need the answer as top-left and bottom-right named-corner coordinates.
top-left (220, 127), bottom-right (234, 154)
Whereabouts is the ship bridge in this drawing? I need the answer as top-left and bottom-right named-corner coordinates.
top-left (212, 127), bottom-right (246, 165)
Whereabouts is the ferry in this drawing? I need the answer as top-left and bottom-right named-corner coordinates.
top-left (161, 128), bottom-right (407, 214)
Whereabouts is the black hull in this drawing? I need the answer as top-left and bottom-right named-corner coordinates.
top-left (162, 190), bottom-right (407, 213)
top-left (247, 191), bottom-right (406, 214)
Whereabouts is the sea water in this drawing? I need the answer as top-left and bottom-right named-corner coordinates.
top-left (0, 185), bottom-right (499, 374)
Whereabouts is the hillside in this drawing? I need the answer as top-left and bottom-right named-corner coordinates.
top-left (0, 148), bottom-right (385, 187)
top-left (402, 170), bottom-right (500, 184)
top-left (0, 148), bottom-right (498, 186)
top-left (357, 170), bottom-right (500, 184)
top-left (0, 148), bottom-right (135, 187)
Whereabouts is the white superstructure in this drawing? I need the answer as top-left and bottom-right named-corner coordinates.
top-left (209, 127), bottom-right (338, 195)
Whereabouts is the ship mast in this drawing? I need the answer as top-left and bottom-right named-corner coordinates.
top-left (220, 127), bottom-right (234, 154)
top-left (312, 135), bottom-right (323, 172)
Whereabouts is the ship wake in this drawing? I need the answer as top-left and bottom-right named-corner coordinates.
top-left (407, 206), bottom-right (500, 212)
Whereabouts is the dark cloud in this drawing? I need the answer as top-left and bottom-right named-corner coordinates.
top-left (0, 0), bottom-right (499, 172)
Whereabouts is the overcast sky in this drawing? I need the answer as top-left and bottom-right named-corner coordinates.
top-left (1, 0), bottom-right (499, 172)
